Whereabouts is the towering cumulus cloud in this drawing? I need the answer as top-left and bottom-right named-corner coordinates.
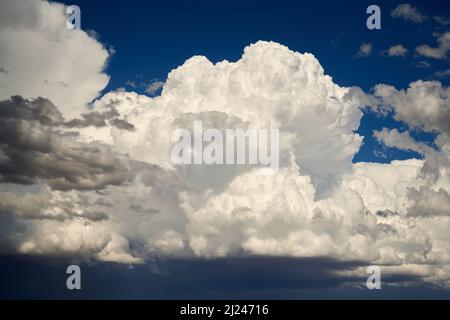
top-left (0, 0), bottom-right (110, 119)
top-left (1, 0), bottom-right (450, 289)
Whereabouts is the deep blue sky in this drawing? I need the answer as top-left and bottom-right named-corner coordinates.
top-left (57, 0), bottom-right (450, 164)
top-left (58, 0), bottom-right (450, 91)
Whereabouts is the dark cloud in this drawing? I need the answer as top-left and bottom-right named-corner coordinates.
top-left (110, 118), bottom-right (135, 131)
top-left (65, 106), bottom-right (134, 131)
top-left (0, 95), bottom-right (63, 125)
top-left (168, 256), bottom-right (367, 291)
top-left (407, 187), bottom-right (450, 217)
top-left (94, 198), bottom-right (113, 207)
top-left (65, 111), bottom-right (107, 128)
top-left (0, 255), bottom-right (431, 299)
top-left (129, 204), bottom-right (159, 214)
top-left (0, 96), bottom-right (131, 190)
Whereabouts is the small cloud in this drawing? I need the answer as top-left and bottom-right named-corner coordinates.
top-left (414, 60), bottom-right (431, 69)
top-left (391, 4), bottom-right (427, 23)
top-left (108, 46), bottom-right (116, 56)
top-left (433, 16), bottom-right (450, 26)
top-left (145, 80), bottom-right (164, 95)
top-left (126, 80), bottom-right (137, 88)
top-left (432, 31), bottom-right (442, 38)
top-left (382, 44), bottom-right (408, 57)
top-left (86, 29), bottom-right (100, 40)
top-left (433, 69), bottom-right (450, 78)
top-left (415, 32), bottom-right (450, 59)
top-left (373, 149), bottom-right (388, 159)
top-left (356, 43), bottom-right (372, 58)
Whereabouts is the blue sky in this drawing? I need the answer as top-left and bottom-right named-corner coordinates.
top-left (59, 0), bottom-right (450, 163)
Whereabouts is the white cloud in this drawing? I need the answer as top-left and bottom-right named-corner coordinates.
top-left (391, 4), bottom-right (427, 23)
top-left (145, 80), bottom-right (164, 95)
top-left (2, 40), bottom-right (449, 278)
top-left (356, 43), bottom-right (372, 57)
top-left (384, 44), bottom-right (408, 57)
top-left (416, 32), bottom-right (450, 59)
top-left (0, 0), bottom-right (110, 119)
top-left (0, 40), bottom-right (366, 263)
top-left (2, 1), bottom-right (450, 286)
top-left (414, 60), bottom-right (431, 69)
top-left (125, 80), bottom-right (137, 88)
top-left (434, 69), bottom-right (450, 78)
top-left (433, 16), bottom-right (450, 26)
top-left (373, 80), bottom-right (450, 135)
top-left (373, 128), bottom-right (434, 155)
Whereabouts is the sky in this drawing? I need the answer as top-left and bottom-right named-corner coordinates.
top-left (1, 0), bottom-right (450, 299)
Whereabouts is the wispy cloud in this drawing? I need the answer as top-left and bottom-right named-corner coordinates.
top-left (145, 80), bottom-right (164, 95)
top-left (433, 16), bottom-right (450, 26)
top-left (125, 80), bottom-right (137, 88)
top-left (391, 4), bottom-right (427, 23)
top-left (434, 69), bottom-right (450, 78)
top-left (414, 60), bottom-right (431, 69)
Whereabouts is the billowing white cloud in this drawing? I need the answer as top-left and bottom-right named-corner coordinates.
top-left (0, 0), bottom-right (110, 119)
top-left (1, 0), bottom-right (450, 288)
top-left (2, 40), bottom-right (448, 288)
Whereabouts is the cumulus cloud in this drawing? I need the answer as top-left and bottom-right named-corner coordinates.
top-left (0, 40), bottom-right (445, 287)
top-left (383, 44), bottom-right (408, 57)
top-left (2, 1), bottom-right (450, 288)
top-left (414, 60), bottom-right (431, 69)
top-left (356, 43), bottom-right (372, 57)
top-left (1, 39), bottom-right (449, 286)
top-left (391, 4), bottom-right (427, 23)
top-left (0, 0), bottom-right (110, 119)
top-left (0, 96), bottom-right (132, 190)
top-left (0, 40), bottom-right (365, 265)
top-left (373, 80), bottom-right (450, 135)
top-left (370, 81), bottom-right (450, 226)
top-left (416, 32), bottom-right (450, 59)
top-left (373, 128), bottom-right (434, 156)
